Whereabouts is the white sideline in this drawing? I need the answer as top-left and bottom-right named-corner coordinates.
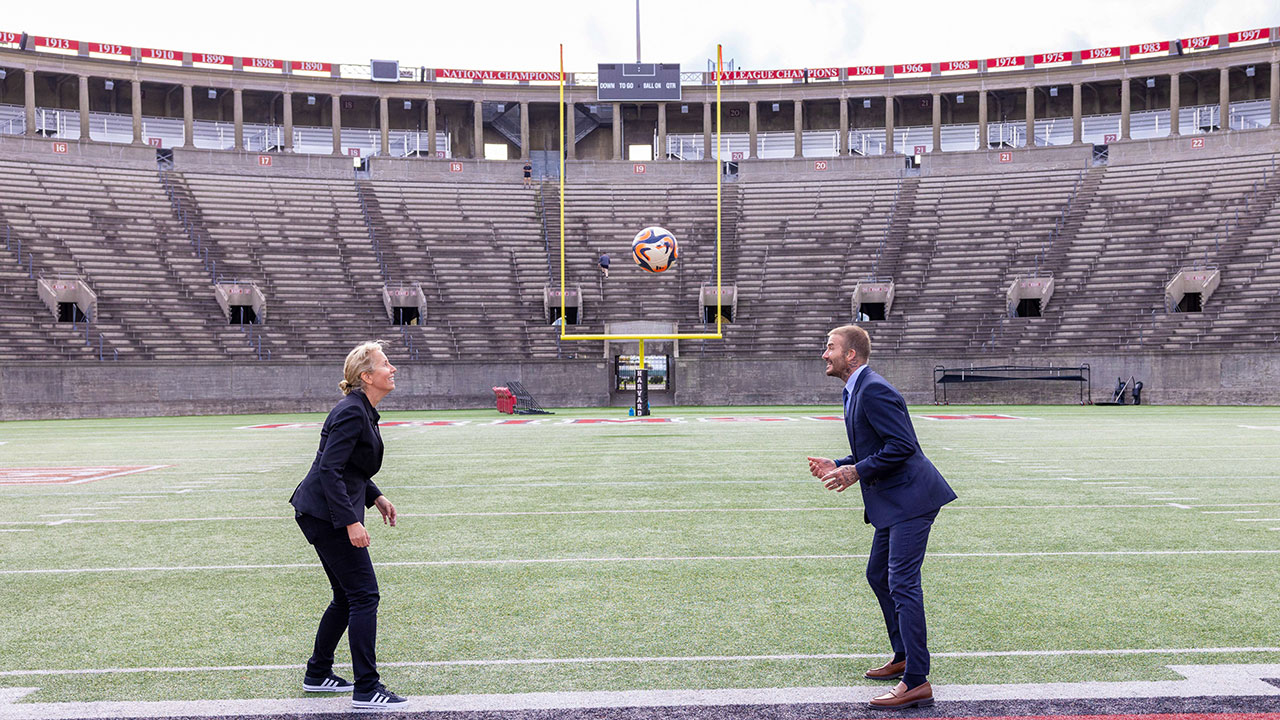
top-left (3, 549), bottom-right (1278, 576)
top-left (3, 649), bottom-right (1279, 678)
top-left (2, 662), bottom-right (1280, 718)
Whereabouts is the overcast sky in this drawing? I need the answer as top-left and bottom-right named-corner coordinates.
top-left (3, 0), bottom-right (1276, 72)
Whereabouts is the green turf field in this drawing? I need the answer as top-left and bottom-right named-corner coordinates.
top-left (2, 404), bottom-right (1278, 703)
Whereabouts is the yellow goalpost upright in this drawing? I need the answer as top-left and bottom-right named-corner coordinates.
top-left (557, 44), bottom-right (726, 367)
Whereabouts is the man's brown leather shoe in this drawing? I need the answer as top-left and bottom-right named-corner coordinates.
top-left (868, 681), bottom-right (933, 710)
top-left (863, 659), bottom-right (905, 680)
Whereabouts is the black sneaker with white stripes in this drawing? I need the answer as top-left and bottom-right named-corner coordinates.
top-left (351, 683), bottom-right (409, 710)
top-left (301, 671), bottom-right (354, 693)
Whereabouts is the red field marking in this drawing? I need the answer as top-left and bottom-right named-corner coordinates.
top-left (699, 416), bottom-right (796, 422)
top-left (0, 466), bottom-right (168, 485)
top-left (819, 707), bottom-right (1280, 712)
top-left (920, 414), bottom-right (1026, 420)
top-left (823, 715), bottom-right (1280, 720)
top-left (244, 416), bottom-right (840, 429)
top-left (241, 420), bottom-right (470, 429)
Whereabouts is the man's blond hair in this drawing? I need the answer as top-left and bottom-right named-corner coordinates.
top-left (828, 325), bottom-right (871, 364)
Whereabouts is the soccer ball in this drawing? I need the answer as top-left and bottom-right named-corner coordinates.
top-left (631, 226), bottom-right (679, 273)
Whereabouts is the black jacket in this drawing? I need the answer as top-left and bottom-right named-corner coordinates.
top-left (290, 390), bottom-right (384, 528)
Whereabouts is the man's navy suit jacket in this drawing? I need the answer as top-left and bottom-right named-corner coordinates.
top-left (290, 390), bottom-right (384, 529)
top-left (835, 368), bottom-right (956, 529)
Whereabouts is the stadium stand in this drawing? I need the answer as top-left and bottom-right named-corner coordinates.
top-left (4, 152), bottom-right (1279, 365)
top-left (3, 29), bottom-right (1280, 411)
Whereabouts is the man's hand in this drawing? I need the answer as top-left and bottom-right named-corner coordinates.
top-left (374, 495), bottom-right (397, 527)
top-left (806, 456), bottom-right (836, 479)
top-left (820, 464), bottom-right (860, 492)
top-left (347, 522), bottom-right (371, 548)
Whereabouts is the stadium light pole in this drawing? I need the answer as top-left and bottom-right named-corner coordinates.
top-left (635, 0), bottom-right (641, 63)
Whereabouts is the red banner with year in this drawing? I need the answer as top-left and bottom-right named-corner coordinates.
top-left (847, 65), bottom-right (886, 78)
top-left (90, 42), bottom-right (131, 57)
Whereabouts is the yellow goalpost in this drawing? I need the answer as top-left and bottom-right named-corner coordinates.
top-left (557, 44), bottom-right (725, 366)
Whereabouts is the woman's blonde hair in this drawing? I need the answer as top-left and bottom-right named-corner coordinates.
top-left (339, 340), bottom-right (390, 395)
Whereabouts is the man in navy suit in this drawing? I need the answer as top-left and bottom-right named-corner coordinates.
top-left (808, 325), bottom-right (956, 710)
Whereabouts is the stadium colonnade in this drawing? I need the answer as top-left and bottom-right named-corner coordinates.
top-left (2, 30), bottom-right (1280, 418)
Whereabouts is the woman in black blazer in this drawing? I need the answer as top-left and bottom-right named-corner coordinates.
top-left (290, 340), bottom-right (408, 710)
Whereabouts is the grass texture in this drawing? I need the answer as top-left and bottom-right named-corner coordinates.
top-left (1, 403), bottom-right (1278, 702)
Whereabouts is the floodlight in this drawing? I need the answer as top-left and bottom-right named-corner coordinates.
top-left (1145, 77), bottom-right (1155, 88)
top-left (1246, 65), bottom-right (1256, 77)
top-left (207, 88), bottom-right (217, 99)
top-left (1049, 86), bottom-right (1058, 97)
top-left (863, 99), bottom-right (871, 108)
top-left (403, 100), bottom-right (411, 110)
top-left (956, 94), bottom-right (964, 104)
top-left (771, 102), bottom-right (779, 112)
top-left (104, 79), bottom-right (114, 90)
top-left (306, 95), bottom-right (316, 105)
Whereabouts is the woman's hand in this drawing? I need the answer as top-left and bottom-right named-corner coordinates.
top-left (347, 522), bottom-right (371, 547)
top-left (375, 495), bottom-right (398, 527)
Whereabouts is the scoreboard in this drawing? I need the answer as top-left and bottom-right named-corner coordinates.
top-left (597, 63), bottom-right (681, 101)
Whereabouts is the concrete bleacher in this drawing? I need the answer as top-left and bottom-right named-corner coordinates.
top-left (0, 159), bottom-right (270, 360)
top-left (2, 151), bottom-right (1280, 363)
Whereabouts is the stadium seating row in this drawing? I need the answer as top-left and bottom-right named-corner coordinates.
top-left (1, 153), bottom-right (1277, 362)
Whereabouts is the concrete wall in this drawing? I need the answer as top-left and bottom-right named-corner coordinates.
top-left (2, 349), bottom-right (1276, 420)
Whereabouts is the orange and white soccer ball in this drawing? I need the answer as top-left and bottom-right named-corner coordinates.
top-left (631, 226), bottom-right (679, 273)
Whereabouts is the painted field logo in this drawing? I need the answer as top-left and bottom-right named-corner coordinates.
top-left (0, 465), bottom-right (168, 485)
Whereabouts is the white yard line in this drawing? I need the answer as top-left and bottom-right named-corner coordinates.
top-left (0, 504), bottom-right (1180, 527)
top-left (4, 549), bottom-right (1277, 576)
top-left (1203, 510), bottom-right (1260, 514)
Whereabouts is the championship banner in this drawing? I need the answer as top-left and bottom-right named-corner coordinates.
top-left (847, 65), bottom-right (886, 79)
top-left (435, 68), bottom-right (561, 82)
top-left (893, 62), bottom-right (930, 75)
top-left (243, 57), bottom-right (284, 72)
top-left (34, 36), bottom-right (78, 52)
top-left (1230, 28), bottom-right (1270, 44)
top-left (1129, 40), bottom-right (1170, 55)
top-left (292, 61), bottom-right (332, 74)
top-left (140, 47), bottom-right (181, 63)
top-left (1180, 35), bottom-right (1217, 51)
top-left (89, 42), bottom-right (131, 58)
top-left (193, 52), bottom-right (233, 66)
top-left (715, 67), bottom-right (839, 81)
top-left (1081, 46), bottom-right (1121, 61)
top-left (987, 55), bottom-right (1025, 70)
top-left (939, 59), bottom-right (978, 73)
top-left (1033, 51), bottom-right (1071, 65)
